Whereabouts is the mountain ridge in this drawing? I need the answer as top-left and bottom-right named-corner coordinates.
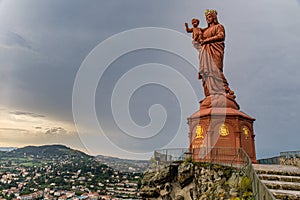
top-left (3, 144), bottom-right (92, 159)
top-left (0, 144), bottom-right (149, 173)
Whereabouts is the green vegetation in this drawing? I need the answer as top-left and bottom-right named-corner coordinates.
top-left (239, 176), bottom-right (254, 199)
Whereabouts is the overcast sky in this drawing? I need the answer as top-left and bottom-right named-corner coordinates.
top-left (0, 0), bottom-right (300, 160)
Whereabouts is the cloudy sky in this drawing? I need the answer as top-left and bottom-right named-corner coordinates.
top-left (0, 0), bottom-right (300, 159)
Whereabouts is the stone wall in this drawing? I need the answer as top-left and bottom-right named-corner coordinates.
top-left (280, 157), bottom-right (300, 168)
top-left (140, 162), bottom-right (253, 200)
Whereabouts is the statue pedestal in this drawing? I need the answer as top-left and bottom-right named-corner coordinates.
top-left (188, 107), bottom-right (257, 163)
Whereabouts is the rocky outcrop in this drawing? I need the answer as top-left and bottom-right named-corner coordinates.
top-left (140, 162), bottom-right (253, 200)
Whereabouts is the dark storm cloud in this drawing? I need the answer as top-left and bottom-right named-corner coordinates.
top-left (9, 111), bottom-right (45, 118)
top-left (45, 127), bottom-right (67, 135)
top-left (0, 0), bottom-right (184, 122)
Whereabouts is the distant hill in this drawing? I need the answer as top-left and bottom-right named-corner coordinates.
top-left (0, 147), bottom-right (16, 152)
top-left (0, 144), bottom-right (149, 173)
top-left (96, 154), bottom-right (149, 173)
top-left (2, 144), bottom-right (92, 159)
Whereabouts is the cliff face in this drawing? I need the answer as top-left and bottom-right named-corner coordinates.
top-left (140, 162), bottom-right (253, 200)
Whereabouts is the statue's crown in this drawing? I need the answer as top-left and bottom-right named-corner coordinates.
top-left (205, 9), bottom-right (218, 16)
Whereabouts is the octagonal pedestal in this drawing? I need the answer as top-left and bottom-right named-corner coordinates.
top-left (188, 107), bottom-right (257, 163)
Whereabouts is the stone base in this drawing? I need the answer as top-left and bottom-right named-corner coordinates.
top-left (188, 107), bottom-right (257, 163)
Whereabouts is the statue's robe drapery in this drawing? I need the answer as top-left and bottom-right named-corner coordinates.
top-left (199, 24), bottom-right (229, 97)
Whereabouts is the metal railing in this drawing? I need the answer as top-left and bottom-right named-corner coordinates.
top-left (154, 148), bottom-right (189, 163)
top-left (154, 147), bottom-right (245, 166)
top-left (153, 147), bottom-right (276, 200)
top-left (258, 156), bottom-right (280, 165)
top-left (280, 150), bottom-right (300, 158)
top-left (238, 148), bottom-right (276, 200)
top-left (257, 150), bottom-right (300, 165)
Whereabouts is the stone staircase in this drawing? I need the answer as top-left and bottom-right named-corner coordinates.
top-left (253, 164), bottom-right (300, 200)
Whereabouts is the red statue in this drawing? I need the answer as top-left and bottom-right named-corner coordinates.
top-left (187, 10), bottom-right (239, 109)
top-left (186, 10), bottom-right (257, 164)
top-left (185, 18), bottom-right (202, 42)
